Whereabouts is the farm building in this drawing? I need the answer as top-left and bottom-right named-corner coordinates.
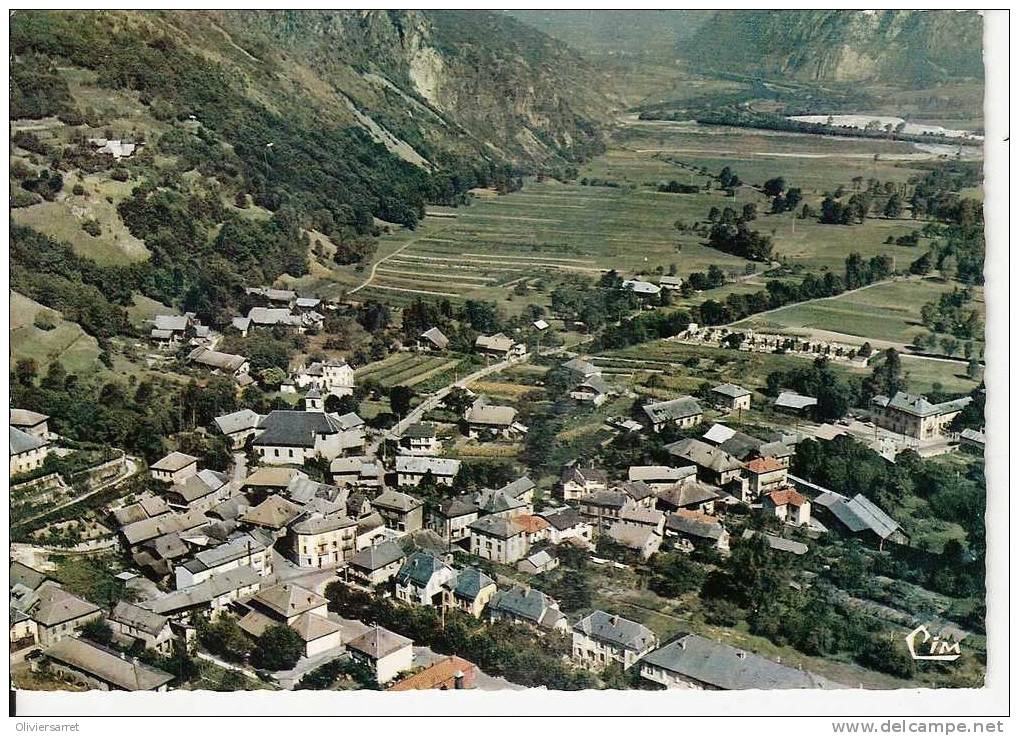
top-left (642, 396), bottom-right (703, 433)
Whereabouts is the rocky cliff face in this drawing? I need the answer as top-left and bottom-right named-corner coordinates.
top-left (679, 10), bottom-right (983, 85)
top-left (194, 9), bottom-right (609, 166)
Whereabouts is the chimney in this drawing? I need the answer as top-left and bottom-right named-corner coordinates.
top-left (736, 650), bottom-right (747, 660)
top-left (610, 614), bottom-right (619, 626)
top-left (453, 670), bottom-right (465, 690)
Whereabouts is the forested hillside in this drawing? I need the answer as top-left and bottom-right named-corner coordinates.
top-left (9, 9), bottom-right (608, 334)
top-left (679, 10), bottom-right (984, 85)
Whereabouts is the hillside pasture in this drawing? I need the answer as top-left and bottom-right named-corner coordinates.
top-left (736, 277), bottom-right (981, 347)
top-left (10, 291), bottom-right (102, 375)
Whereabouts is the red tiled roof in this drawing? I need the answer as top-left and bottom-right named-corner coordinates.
top-left (674, 509), bottom-right (717, 525)
top-left (746, 457), bottom-right (786, 474)
top-left (388, 656), bottom-right (475, 691)
top-left (767, 488), bottom-right (807, 507)
top-left (513, 515), bottom-right (550, 534)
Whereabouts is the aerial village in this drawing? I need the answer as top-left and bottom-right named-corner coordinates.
top-left (8, 274), bottom-right (984, 694)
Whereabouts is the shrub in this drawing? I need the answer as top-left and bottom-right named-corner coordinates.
top-left (33, 311), bottom-right (58, 331)
top-left (82, 219), bottom-right (101, 237)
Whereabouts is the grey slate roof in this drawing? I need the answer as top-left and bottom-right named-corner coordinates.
top-left (816, 492), bottom-right (902, 541)
top-left (29, 583), bottom-right (101, 626)
top-left (434, 497), bottom-right (479, 519)
top-left (561, 466), bottom-right (607, 486)
top-left (214, 409), bottom-right (263, 436)
top-left (666, 513), bottom-right (726, 541)
top-left (489, 586), bottom-right (565, 631)
top-left (167, 469), bottom-right (228, 504)
top-left (498, 476), bottom-right (536, 499)
top-left (290, 514), bottom-right (356, 535)
top-left (655, 481), bottom-right (721, 510)
top-left (574, 610), bottom-right (658, 652)
top-left (44, 638), bottom-right (174, 691)
top-left (642, 634), bottom-right (840, 689)
top-left (349, 540), bottom-right (406, 572)
top-left (10, 427), bottom-right (45, 455)
top-left (718, 431), bottom-right (765, 461)
top-left (617, 480), bottom-right (655, 502)
top-left (10, 562), bottom-right (48, 591)
top-left (109, 601), bottom-right (168, 636)
top-left (150, 452), bottom-right (198, 473)
top-left (253, 410), bottom-right (346, 448)
top-left (469, 515), bottom-right (524, 540)
top-left (252, 583), bottom-right (327, 618)
top-left (180, 534), bottom-right (266, 574)
top-left (877, 391), bottom-right (973, 418)
top-left (581, 489), bottom-right (629, 510)
top-left (741, 530), bottom-right (808, 555)
top-left (372, 489), bottom-right (425, 513)
top-left (347, 625), bottom-right (412, 659)
top-left (540, 507), bottom-right (586, 531)
top-left (642, 396), bottom-right (703, 424)
top-left (447, 567), bottom-right (495, 601)
top-left (712, 383), bottom-right (750, 399)
top-left (664, 438), bottom-right (743, 474)
top-left (960, 428), bottom-right (985, 445)
top-left (395, 552), bottom-right (452, 588)
top-left (628, 465), bottom-right (696, 484)
top-left (146, 565), bottom-right (262, 614)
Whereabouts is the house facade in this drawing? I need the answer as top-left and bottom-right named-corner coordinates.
top-left (572, 610), bottom-right (659, 671)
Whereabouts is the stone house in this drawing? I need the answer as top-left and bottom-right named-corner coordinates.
top-left (288, 514), bottom-right (358, 568)
top-left (394, 552), bottom-right (456, 607)
top-left (560, 466), bottom-right (608, 501)
top-left (347, 625), bottom-right (414, 685)
top-left (642, 396), bottom-right (703, 433)
top-left (572, 610), bottom-right (659, 671)
top-left (108, 601), bottom-right (174, 654)
top-left (372, 489), bottom-right (425, 533)
top-left (395, 455), bottom-right (460, 487)
top-left (710, 383), bottom-right (751, 412)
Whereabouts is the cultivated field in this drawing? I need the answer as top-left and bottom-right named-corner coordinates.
top-left (737, 277), bottom-right (983, 347)
top-left (354, 352), bottom-right (475, 389)
top-left (335, 119), bottom-right (972, 322)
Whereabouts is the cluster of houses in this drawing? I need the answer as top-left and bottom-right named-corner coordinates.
top-left (230, 288), bottom-right (325, 337)
top-left (14, 299), bottom-right (955, 695)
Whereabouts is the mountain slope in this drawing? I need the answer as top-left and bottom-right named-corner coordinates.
top-left (679, 10), bottom-right (984, 85)
top-left (8, 10), bottom-right (609, 332)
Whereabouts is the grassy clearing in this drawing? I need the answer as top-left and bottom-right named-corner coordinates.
top-left (10, 291), bottom-right (102, 375)
top-left (738, 277), bottom-right (983, 346)
top-left (11, 174), bottom-right (150, 265)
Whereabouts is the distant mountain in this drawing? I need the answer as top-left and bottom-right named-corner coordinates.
top-left (505, 10), bottom-right (712, 59)
top-left (679, 10), bottom-right (984, 85)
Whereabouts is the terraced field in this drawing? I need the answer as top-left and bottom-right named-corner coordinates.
top-left (354, 352), bottom-right (472, 389)
top-left (345, 119), bottom-right (968, 316)
top-left (351, 178), bottom-right (752, 311)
